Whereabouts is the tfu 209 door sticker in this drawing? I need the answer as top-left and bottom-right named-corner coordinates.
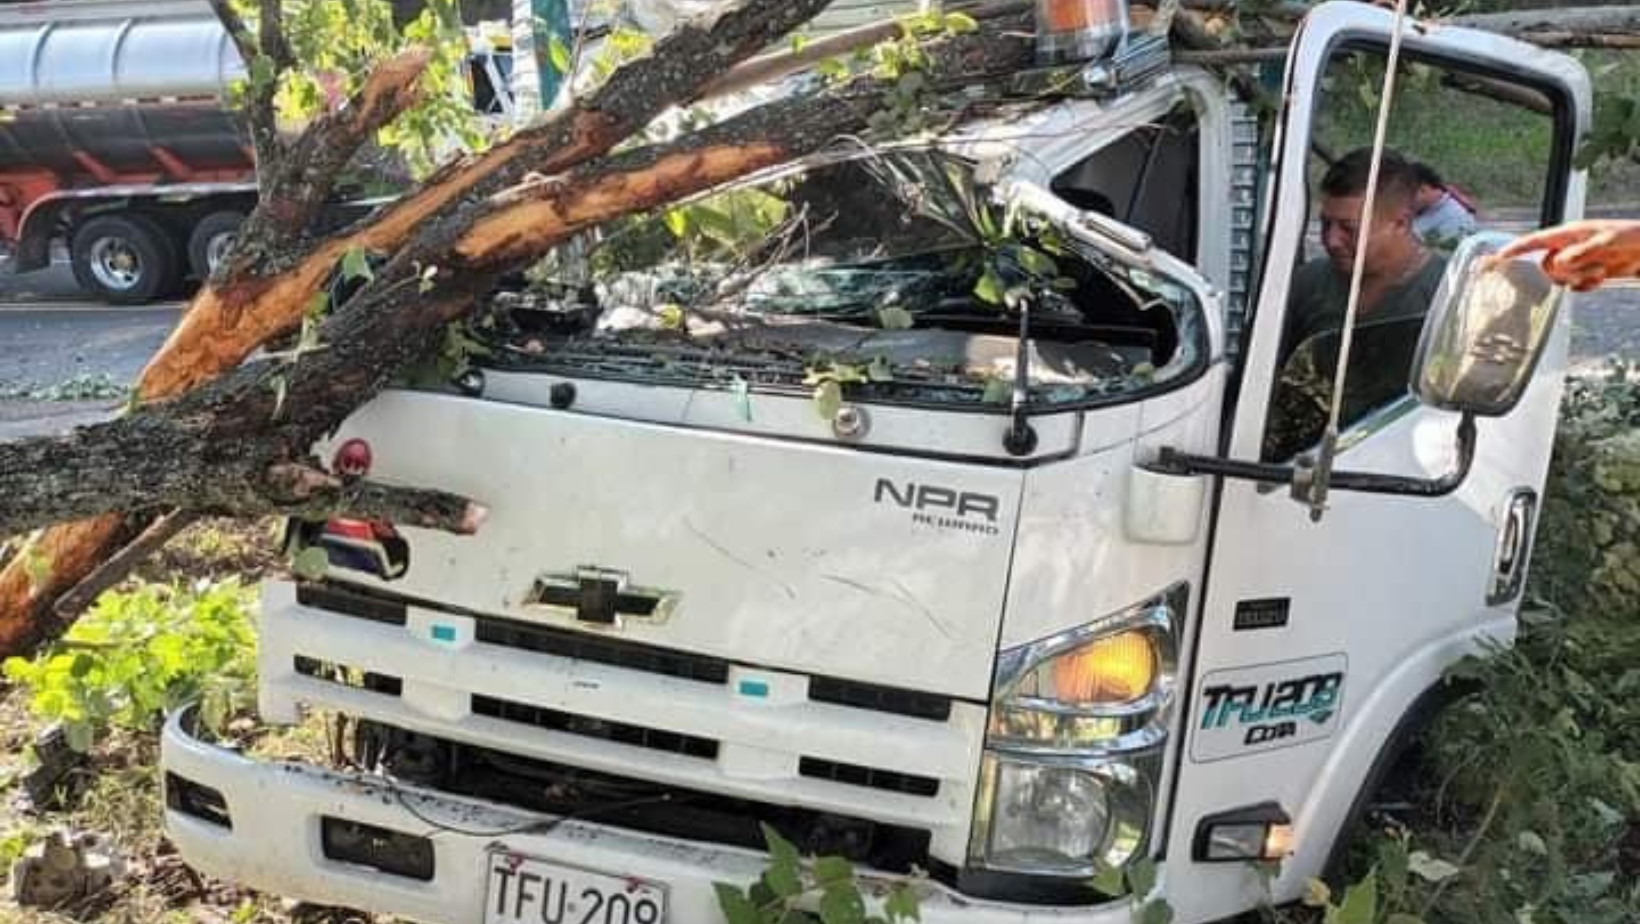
top-left (1190, 653), bottom-right (1348, 762)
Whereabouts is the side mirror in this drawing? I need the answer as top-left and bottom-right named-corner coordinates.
top-left (1411, 232), bottom-right (1563, 417)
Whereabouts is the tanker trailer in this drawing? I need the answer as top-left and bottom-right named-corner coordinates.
top-left (0, 0), bottom-right (256, 303)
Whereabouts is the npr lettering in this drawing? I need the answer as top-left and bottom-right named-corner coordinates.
top-left (874, 479), bottom-right (1000, 523)
top-left (1199, 672), bottom-right (1343, 731)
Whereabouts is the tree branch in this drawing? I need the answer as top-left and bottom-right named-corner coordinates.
top-left (264, 465), bottom-right (487, 534)
top-left (228, 46), bottom-right (434, 264)
top-left (52, 510), bottom-right (201, 619)
top-left (256, 0), bottom-right (296, 74)
top-left (207, 0), bottom-right (282, 168)
top-left (0, 19), bottom-right (1034, 544)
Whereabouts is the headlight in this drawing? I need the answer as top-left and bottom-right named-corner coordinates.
top-left (970, 752), bottom-right (1156, 876)
top-left (988, 585), bottom-right (1182, 754)
top-left (966, 586), bottom-right (1185, 885)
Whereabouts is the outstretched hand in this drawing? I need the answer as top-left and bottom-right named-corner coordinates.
top-left (1493, 219), bottom-right (1640, 291)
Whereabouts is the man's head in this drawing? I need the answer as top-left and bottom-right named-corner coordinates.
top-left (1318, 148), bottom-right (1422, 276)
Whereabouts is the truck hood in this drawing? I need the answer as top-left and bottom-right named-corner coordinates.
top-left (314, 389), bottom-right (1025, 700)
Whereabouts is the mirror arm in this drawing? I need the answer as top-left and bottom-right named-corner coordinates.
top-left (1151, 414), bottom-right (1477, 499)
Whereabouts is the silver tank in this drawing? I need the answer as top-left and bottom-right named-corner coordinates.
top-left (0, 0), bottom-right (248, 175)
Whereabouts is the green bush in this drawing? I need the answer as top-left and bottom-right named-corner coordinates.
top-left (1, 580), bottom-right (258, 752)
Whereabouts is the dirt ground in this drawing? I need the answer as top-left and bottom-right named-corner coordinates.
top-left (0, 520), bottom-right (368, 924)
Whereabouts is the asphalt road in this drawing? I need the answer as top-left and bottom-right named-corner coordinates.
top-left (0, 265), bottom-right (185, 440)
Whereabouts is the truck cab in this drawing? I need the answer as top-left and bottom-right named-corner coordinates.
top-left (159, 4), bottom-right (1589, 922)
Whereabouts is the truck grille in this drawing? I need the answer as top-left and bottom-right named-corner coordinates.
top-left (297, 582), bottom-right (957, 722)
top-left (293, 655), bottom-right (403, 696)
top-left (274, 580), bottom-right (985, 872)
top-left (472, 694), bottom-right (719, 759)
top-left (798, 758), bottom-right (940, 798)
top-left (364, 723), bottom-right (935, 874)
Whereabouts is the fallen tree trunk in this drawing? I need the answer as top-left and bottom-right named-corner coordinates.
top-left (0, 0), bottom-right (845, 654)
top-left (0, 2), bottom-right (1032, 655)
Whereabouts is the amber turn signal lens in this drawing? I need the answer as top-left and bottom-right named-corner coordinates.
top-left (1050, 630), bottom-right (1156, 704)
top-left (1038, 0), bottom-right (1122, 32)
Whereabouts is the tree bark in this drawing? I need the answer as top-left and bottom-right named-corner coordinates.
top-left (0, 19), bottom-right (1033, 544)
top-left (0, 0), bottom-right (850, 653)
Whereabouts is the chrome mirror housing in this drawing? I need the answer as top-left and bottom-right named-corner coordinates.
top-left (1412, 232), bottom-right (1563, 417)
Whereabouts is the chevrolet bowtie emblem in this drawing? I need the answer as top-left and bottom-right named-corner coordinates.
top-left (524, 567), bottom-right (678, 629)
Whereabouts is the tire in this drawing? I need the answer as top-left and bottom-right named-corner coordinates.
top-left (186, 210), bottom-right (245, 280)
top-left (69, 213), bottom-right (182, 305)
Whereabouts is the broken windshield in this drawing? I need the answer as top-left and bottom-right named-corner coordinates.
top-left (477, 148), bottom-right (1207, 410)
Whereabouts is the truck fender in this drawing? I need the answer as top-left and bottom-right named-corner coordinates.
top-left (12, 197), bottom-right (71, 273)
top-left (1320, 673), bottom-right (1479, 880)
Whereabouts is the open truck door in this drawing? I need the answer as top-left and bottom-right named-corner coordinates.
top-left (1159, 3), bottom-right (1589, 916)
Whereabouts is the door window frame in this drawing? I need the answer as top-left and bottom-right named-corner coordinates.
top-left (1225, 10), bottom-right (1587, 463)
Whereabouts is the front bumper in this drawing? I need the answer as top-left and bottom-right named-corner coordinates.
top-left (161, 707), bottom-right (1133, 924)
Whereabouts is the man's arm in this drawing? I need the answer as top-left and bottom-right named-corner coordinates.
top-left (1494, 219), bottom-right (1640, 290)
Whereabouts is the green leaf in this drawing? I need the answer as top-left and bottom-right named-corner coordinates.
top-left (883, 885), bottom-right (920, 922)
top-left (64, 720), bottom-right (95, 754)
top-left (761, 823), bottom-right (803, 897)
top-left (1137, 902), bottom-right (1174, 924)
top-left (663, 209), bottom-right (689, 238)
top-left (815, 856), bottom-right (853, 887)
top-left (866, 357), bottom-right (894, 383)
top-left (1378, 837), bottom-right (1409, 893)
top-left (877, 305), bottom-right (915, 330)
top-left (816, 57), bottom-right (851, 82)
top-left (713, 883), bottom-right (761, 924)
top-left (1127, 858), bottom-right (1158, 898)
top-left (248, 55), bottom-right (276, 93)
top-left (943, 11), bottom-right (979, 33)
top-left (340, 247), bottom-right (374, 284)
top-left (1386, 915), bottom-right (1429, 924)
top-left (1517, 830), bottom-right (1548, 856)
top-left (1016, 246), bottom-right (1058, 279)
top-left (813, 380), bottom-right (843, 422)
top-left (548, 34), bottom-right (573, 75)
top-left (1407, 851), bottom-right (1460, 883)
top-left (981, 378), bottom-right (1011, 405)
top-left (820, 885), bottom-right (866, 924)
top-left (292, 547), bottom-right (330, 582)
top-left (24, 549), bottom-right (52, 592)
top-left (1328, 872), bottom-right (1377, 924)
top-left (1090, 866), bottom-right (1126, 896)
top-left (973, 267), bottom-right (1005, 305)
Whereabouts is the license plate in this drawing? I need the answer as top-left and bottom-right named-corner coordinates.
top-left (484, 850), bottom-right (667, 924)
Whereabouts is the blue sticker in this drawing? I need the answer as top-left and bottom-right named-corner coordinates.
top-left (430, 624), bottom-right (457, 643)
top-left (738, 679), bottom-right (770, 699)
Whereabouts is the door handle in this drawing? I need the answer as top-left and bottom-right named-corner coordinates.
top-left (1488, 488), bottom-right (1538, 606)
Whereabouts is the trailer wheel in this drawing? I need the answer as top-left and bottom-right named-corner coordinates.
top-left (187, 210), bottom-right (245, 280)
top-left (70, 214), bottom-right (181, 305)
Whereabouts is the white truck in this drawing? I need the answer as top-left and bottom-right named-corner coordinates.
top-left (158, 2), bottom-right (1589, 922)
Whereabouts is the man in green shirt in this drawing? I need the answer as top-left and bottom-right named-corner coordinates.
top-left (1267, 148), bottom-right (1449, 460)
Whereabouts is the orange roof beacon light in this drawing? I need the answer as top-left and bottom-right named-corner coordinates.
top-left (1036, 0), bottom-right (1130, 66)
